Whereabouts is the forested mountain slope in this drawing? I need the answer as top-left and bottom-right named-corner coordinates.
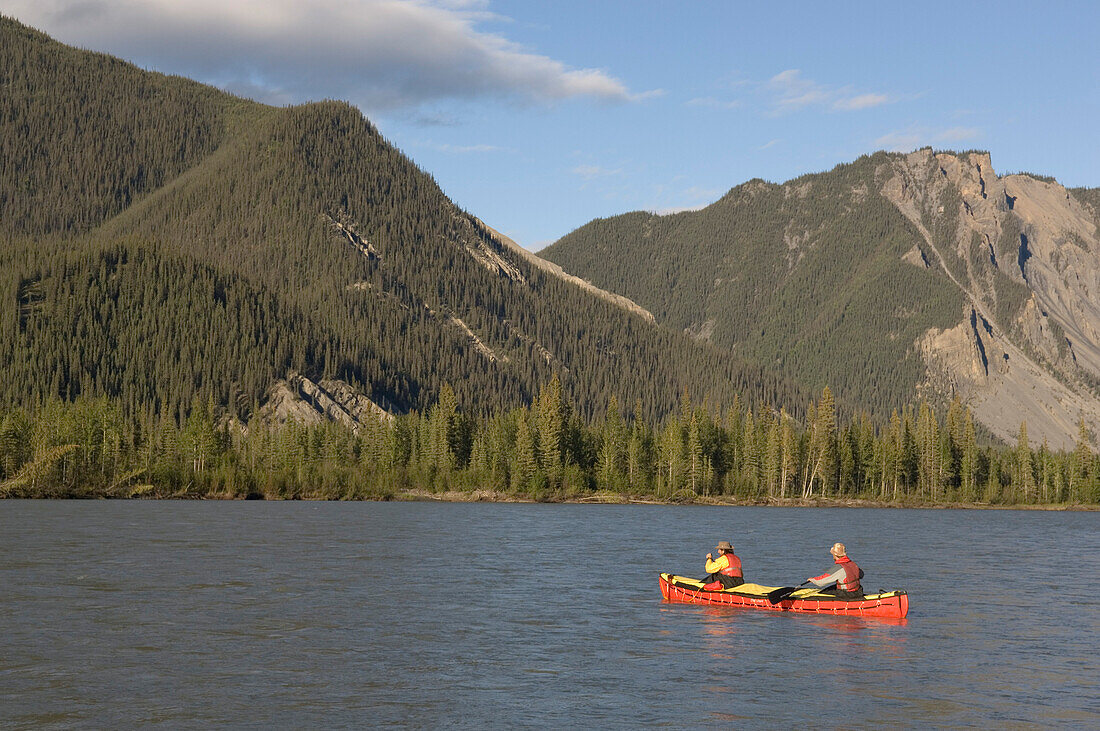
top-left (0, 16), bottom-right (806, 425)
top-left (542, 150), bottom-right (1100, 449)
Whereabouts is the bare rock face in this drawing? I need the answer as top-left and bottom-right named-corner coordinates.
top-left (1003, 174), bottom-right (1100, 376)
top-left (257, 374), bottom-right (392, 433)
top-left (902, 244), bottom-right (929, 269)
top-left (446, 314), bottom-right (507, 363)
top-left (686, 319), bottom-right (716, 343)
top-left (882, 150), bottom-right (1100, 449)
top-left (460, 218), bottom-right (527, 284)
top-left (917, 309), bottom-right (991, 393)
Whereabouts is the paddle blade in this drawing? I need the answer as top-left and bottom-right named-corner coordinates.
top-left (766, 586), bottom-right (797, 604)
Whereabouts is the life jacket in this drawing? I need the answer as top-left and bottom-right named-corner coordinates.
top-left (835, 556), bottom-right (861, 593)
top-left (719, 552), bottom-right (743, 578)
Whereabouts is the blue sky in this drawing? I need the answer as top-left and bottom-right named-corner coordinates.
top-left (9, 1), bottom-right (1099, 248)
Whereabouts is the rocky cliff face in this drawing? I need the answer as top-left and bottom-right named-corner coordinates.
top-left (881, 149), bottom-right (1100, 448)
top-left (257, 374), bottom-right (393, 432)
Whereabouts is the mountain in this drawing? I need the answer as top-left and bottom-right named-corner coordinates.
top-left (542, 149), bottom-right (1100, 449)
top-left (0, 15), bottom-right (806, 426)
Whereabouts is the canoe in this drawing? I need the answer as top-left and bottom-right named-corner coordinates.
top-left (659, 572), bottom-right (909, 619)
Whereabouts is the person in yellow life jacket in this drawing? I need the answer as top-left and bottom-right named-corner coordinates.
top-left (701, 541), bottom-right (744, 590)
top-left (807, 542), bottom-right (864, 599)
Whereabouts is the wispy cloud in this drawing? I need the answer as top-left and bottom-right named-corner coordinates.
top-left (834, 93), bottom-right (890, 111)
top-left (571, 164), bottom-right (623, 179)
top-left (10, 0), bottom-right (647, 113)
top-left (630, 88), bottom-right (667, 102)
top-left (648, 184), bottom-right (721, 214)
top-left (939, 126), bottom-right (982, 141)
top-left (759, 138), bottom-right (782, 150)
top-left (767, 69), bottom-right (892, 114)
top-left (687, 96), bottom-right (742, 110)
top-left (690, 70), bottom-right (895, 115)
top-left (768, 69), bottom-right (832, 111)
top-left (874, 125), bottom-right (981, 151)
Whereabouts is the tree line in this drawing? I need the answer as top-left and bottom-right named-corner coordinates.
top-left (3, 380), bottom-right (1096, 505)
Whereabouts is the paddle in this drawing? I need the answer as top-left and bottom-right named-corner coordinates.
top-left (767, 580), bottom-right (813, 605)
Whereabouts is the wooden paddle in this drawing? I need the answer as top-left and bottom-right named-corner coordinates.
top-left (766, 580), bottom-right (813, 604)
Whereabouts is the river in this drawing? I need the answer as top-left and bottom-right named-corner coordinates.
top-left (1, 501), bottom-right (1097, 727)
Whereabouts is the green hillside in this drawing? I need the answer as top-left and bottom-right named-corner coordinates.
top-left (0, 15), bottom-right (806, 424)
top-left (542, 155), bottom-right (971, 416)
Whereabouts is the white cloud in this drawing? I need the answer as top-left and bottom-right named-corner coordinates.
top-left (768, 69), bottom-right (831, 111)
top-left (629, 88), bottom-right (667, 102)
top-left (834, 93), bottom-right (890, 111)
top-left (766, 69), bottom-right (892, 114)
top-left (8, 0), bottom-right (641, 113)
top-left (873, 126), bottom-right (981, 152)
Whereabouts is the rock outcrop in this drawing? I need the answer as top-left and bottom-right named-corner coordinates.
top-left (257, 374), bottom-right (392, 433)
top-left (882, 150), bottom-right (1100, 449)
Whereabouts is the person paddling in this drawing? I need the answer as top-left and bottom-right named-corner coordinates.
top-left (807, 542), bottom-right (864, 599)
top-left (701, 541), bottom-right (744, 590)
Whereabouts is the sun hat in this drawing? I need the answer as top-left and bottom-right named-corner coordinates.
top-left (830, 542), bottom-right (847, 557)
top-left (715, 541), bottom-right (734, 552)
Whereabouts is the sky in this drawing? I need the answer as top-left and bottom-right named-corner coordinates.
top-left (7, 0), bottom-right (1100, 249)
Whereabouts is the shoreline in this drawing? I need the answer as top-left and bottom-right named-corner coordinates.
top-left (390, 489), bottom-right (1099, 511)
top-left (5, 490), bottom-right (1096, 510)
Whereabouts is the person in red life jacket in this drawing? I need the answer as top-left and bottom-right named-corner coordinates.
top-left (700, 541), bottom-right (744, 590)
top-left (807, 542), bottom-right (864, 599)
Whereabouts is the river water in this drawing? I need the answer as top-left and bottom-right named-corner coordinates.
top-left (1, 501), bottom-right (1097, 727)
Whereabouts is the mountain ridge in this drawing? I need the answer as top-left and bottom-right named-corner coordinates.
top-left (542, 149), bottom-right (1100, 449)
top-left (0, 14), bottom-right (809, 427)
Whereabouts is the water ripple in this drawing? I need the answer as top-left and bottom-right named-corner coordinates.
top-left (0, 501), bottom-right (1096, 726)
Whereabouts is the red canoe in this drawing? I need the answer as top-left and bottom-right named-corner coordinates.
top-left (659, 573), bottom-right (909, 619)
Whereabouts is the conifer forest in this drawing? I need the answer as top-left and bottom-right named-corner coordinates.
top-left (3, 381), bottom-right (1097, 505)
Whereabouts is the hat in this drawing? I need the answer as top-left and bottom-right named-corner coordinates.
top-left (716, 541), bottom-right (734, 552)
top-left (830, 542), bottom-right (847, 557)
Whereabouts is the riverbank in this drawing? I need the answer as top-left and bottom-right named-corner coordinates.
top-left (5, 486), bottom-right (1095, 510)
top-left (392, 488), bottom-right (1099, 510)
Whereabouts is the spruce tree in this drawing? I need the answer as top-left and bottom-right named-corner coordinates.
top-left (1070, 415), bottom-right (1092, 503)
top-left (535, 377), bottom-right (565, 484)
top-left (961, 410), bottom-right (978, 501)
top-left (512, 411), bottom-right (537, 493)
top-left (627, 399), bottom-right (650, 491)
top-left (1016, 422), bottom-right (1035, 503)
top-left (597, 396), bottom-right (627, 491)
top-left (687, 413), bottom-right (703, 495)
